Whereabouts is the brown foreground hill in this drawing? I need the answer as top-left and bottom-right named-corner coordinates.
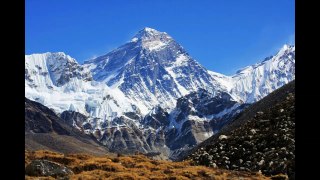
top-left (25, 150), bottom-right (277, 180)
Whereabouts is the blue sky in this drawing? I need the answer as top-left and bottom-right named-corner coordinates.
top-left (26, 0), bottom-right (294, 75)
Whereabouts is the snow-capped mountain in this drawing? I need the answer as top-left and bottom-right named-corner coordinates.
top-left (25, 52), bottom-right (92, 88)
top-left (209, 44), bottom-right (295, 103)
top-left (84, 27), bottom-right (223, 114)
top-left (25, 52), bottom-right (139, 119)
top-left (25, 27), bottom-right (295, 159)
top-left (231, 44), bottom-right (295, 103)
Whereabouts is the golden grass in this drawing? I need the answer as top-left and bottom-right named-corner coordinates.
top-left (25, 150), bottom-right (271, 180)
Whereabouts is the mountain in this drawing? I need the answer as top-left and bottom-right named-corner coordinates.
top-left (185, 80), bottom-right (295, 179)
top-left (232, 44), bottom-right (295, 103)
top-left (25, 27), bottom-right (295, 159)
top-left (84, 27), bottom-right (224, 113)
top-left (164, 89), bottom-right (251, 160)
top-left (25, 52), bottom-right (92, 88)
top-left (25, 52), bottom-right (138, 118)
top-left (209, 44), bottom-right (295, 103)
top-left (25, 98), bottom-right (109, 155)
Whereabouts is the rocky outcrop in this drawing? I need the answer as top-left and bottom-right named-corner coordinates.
top-left (142, 106), bottom-right (169, 129)
top-left (25, 159), bottom-right (73, 178)
top-left (60, 110), bottom-right (88, 130)
top-left (91, 115), bottom-right (170, 158)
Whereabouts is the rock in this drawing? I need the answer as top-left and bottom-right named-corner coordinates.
top-left (250, 129), bottom-right (256, 134)
top-left (212, 163), bottom-right (217, 168)
top-left (25, 160), bottom-right (73, 178)
top-left (82, 122), bottom-right (92, 130)
top-left (258, 160), bottom-right (265, 166)
top-left (257, 111), bottom-right (264, 115)
top-left (269, 161), bottom-right (274, 167)
top-left (219, 135), bottom-right (228, 140)
top-left (279, 109), bottom-right (284, 113)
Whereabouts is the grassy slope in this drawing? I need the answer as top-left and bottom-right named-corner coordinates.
top-left (25, 150), bottom-right (270, 180)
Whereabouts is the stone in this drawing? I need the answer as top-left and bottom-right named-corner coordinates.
top-left (258, 160), bottom-right (264, 166)
top-left (25, 160), bottom-right (73, 178)
top-left (250, 129), bottom-right (256, 134)
top-left (219, 135), bottom-right (228, 140)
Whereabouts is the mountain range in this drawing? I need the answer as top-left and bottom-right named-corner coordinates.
top-left (25, 27), bottom-right (295, 159)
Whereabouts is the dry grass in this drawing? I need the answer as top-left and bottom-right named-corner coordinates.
top-left (25, 150), bottom-right (271, 180)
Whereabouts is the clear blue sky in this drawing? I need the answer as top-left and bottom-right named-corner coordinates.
top-left (26, 0), bottom-right (294, 75)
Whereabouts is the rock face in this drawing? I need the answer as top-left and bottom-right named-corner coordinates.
top-left (55, 89), bottom-right (243, 160)
top-left (142, 106), bottom-right (169, 129)
top-left (60, 110), bottom-right (88, 130)
top-left (186, 80), bottom-right (295, 179)
top-left (164, 89), bottom-right (247, 160)
top-left (25, 159), bottom-right (73, 178)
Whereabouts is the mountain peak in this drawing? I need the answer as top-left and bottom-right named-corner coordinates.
top-left (26, 52), bottom-right (77, 64)
top-left (277, 44), bottom-right (295, 57)
top-left (131, 27), bottom-right (168, 42)
top-left (282, 44), bottom-right (294, 50)
top-left (142, 27), bottom-right (159, 33)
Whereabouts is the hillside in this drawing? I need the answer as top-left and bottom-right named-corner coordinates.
top-left (185, 80), bottom-right (295, 179)
top-left (25, 150), bottom-right (272, 179)
top-left (25, 98), bottom-right (109, 156)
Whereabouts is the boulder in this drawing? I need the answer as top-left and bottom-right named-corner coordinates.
top-left (25, 159), bottom-right (73, 178)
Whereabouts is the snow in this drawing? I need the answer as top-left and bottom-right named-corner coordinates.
top-left (143, 40), bottom-right (166, 51)
top-left (131, 37), bottom-right (138, 42)
top-left (208, 70), bottom-right (233, 92)
top-left (165, 67), bottom-right (189, 96)
top-left (144, 27), bottom-right (158, 33)
top-left (174, 54), bottom-right (189, 66)
top-left (25, 52), bottom-right (138, 125)
top-left (208, 44), bottom-right (295, 103)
